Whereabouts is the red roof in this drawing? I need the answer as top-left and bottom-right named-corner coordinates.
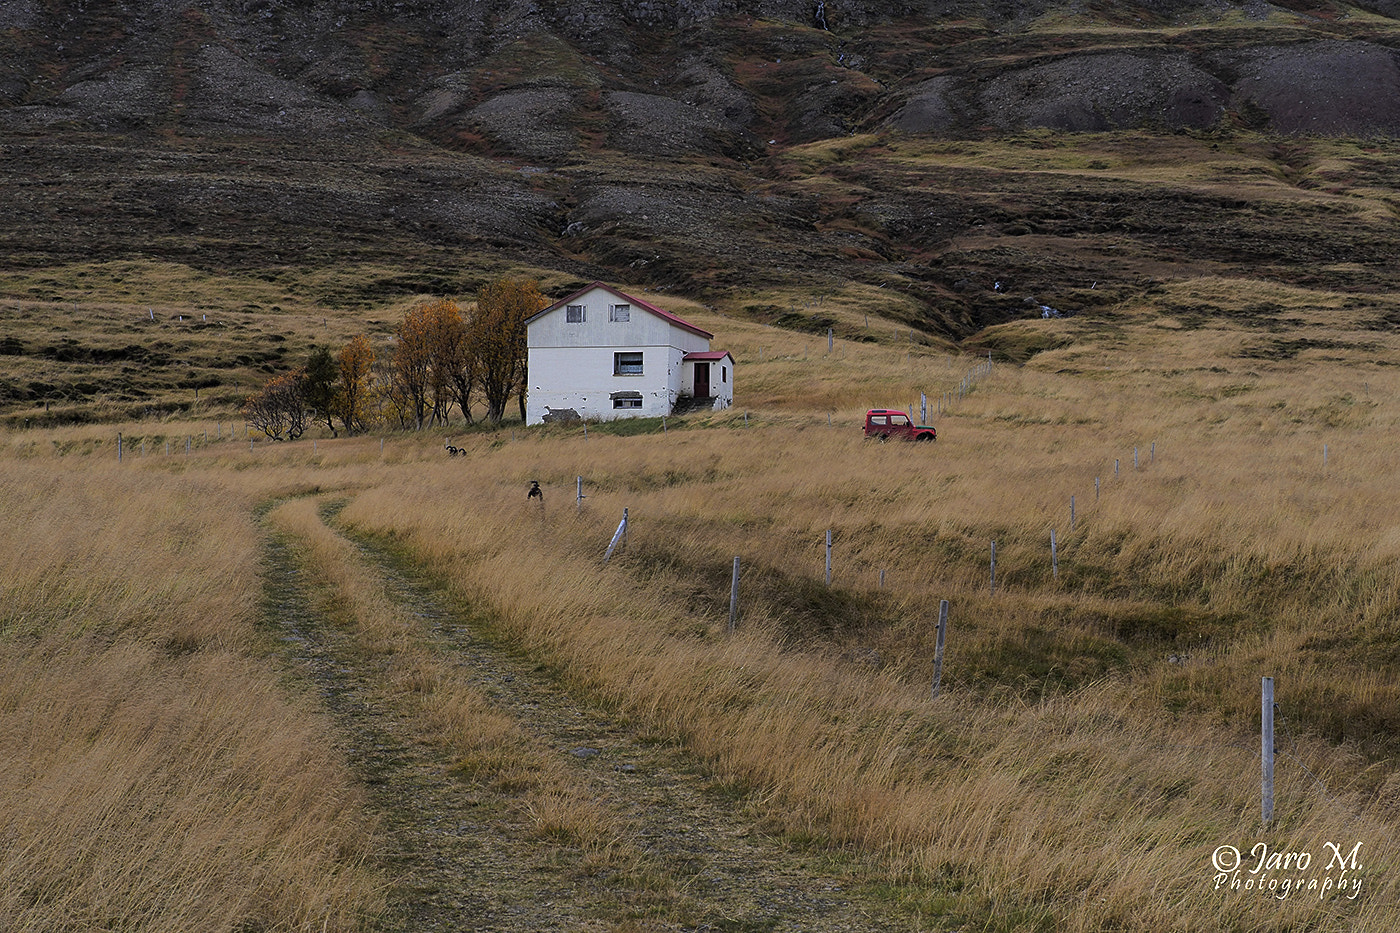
top-left (528, 282), bottom-right (714, 339)
top-left (683, 351), bottom-right (732, 361)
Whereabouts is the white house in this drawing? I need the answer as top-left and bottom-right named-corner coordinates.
top-left (525, 282), bottom-right (734, 425)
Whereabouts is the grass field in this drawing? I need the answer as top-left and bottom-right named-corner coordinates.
top-left (3, 265), bottom-right (1399, 931)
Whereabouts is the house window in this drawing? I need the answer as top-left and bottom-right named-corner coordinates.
top-left (612, 392), bottom-right (643, 409)
top-left (722, 365), bottom-right (727, 384)
top-left (614, 352), bottom-right (643, 375)
top-left (565, 304), bottom-right (586, 323)
top-left (609, 303), bottom-right (630, 322)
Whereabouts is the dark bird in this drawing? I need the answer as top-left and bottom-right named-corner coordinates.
top-left (527, 480), bottom-right (543, 502)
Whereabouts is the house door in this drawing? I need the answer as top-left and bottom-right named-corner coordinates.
top-left (694, 363), bottom-right (711, 398)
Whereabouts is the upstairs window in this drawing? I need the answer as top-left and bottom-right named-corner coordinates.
top-left (614, 352), bottom-right (643, 376)
top-left (609, 303), bottom-right (631, 322)
top-left (565, 304), bottom-right (586, 323)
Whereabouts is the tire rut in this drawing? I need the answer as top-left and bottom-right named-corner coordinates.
top-left (261, 507), bottom-right (931, 933)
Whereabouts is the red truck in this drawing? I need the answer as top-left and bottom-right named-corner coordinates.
top-left (864, 409), bottom-right (937, 442)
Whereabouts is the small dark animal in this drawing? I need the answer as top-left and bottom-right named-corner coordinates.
top-left (445, 441), bottom-right (461, 457)
top-left (527, 480), bottom-right (543, 502)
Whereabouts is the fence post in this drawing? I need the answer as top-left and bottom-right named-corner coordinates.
top-left (604, 508), bottom-right (629, 563)
top-left (1051, 529), bottom-right (1058, 580)
top-left (729, 557), bottom-right (741, 633)
top-left (117, 432), bottom-right (123, 462)
top-left (1262, 676), bottom-right (1275, 826)
top-left (576, 476), bottom-right (584, 511)
top-left (931, 599), bottom-right (949, 698)
top-left (1095, 476), bottom-right (1100, 500)
top-left (990, 540), bottom-right (997, 594)
top-left (1070, 495), bottom-right (1076, 531)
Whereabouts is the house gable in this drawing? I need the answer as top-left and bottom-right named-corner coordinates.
top-left (527, 282), bottom-right (713, 350)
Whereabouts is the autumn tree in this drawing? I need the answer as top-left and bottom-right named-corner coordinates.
top-left (243, 369), bottom-right (308, 441)
top-left (392, 306), bottom-right (435, 430)
top-left (442, 306), bottom-right (476, 424)
top-left (392, 298), bottom-right (471, 429)
top-left (470, 277), bottom-right (545, 423)
top-left (426, 300), bottom-right (471, 425)
top-left (338, 334), bottom-right (375, 434)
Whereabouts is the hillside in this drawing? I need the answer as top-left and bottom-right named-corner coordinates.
top-left (4, 0), bottom-right (1400, 382)
top-left (8, 7), bottom-right (1400, 929)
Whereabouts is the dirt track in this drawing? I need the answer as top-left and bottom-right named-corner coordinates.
top-left (261, 500), bottom-right (932, 932)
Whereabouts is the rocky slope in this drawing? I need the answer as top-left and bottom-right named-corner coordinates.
top-left (3, 0), bottom-right (1400, 335)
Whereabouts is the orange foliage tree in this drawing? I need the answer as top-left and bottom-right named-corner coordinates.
top-left (393, 299), bottom-right (472, 429)
top-left (337, 334), bottom-right (376, 434)
top-left (469, 278), bottom-right (546, 423)
top-left (392, 306), bottom-right (434, 430)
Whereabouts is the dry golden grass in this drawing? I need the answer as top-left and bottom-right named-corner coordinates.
top-left (0, 463), bottom-right (381, 932)
top-left (264, 496), bottom-right (638, 863)
top-left (5, 273), bottom-right (1400, 930)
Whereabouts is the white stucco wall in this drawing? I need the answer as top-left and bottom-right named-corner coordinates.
top-left (526, 345), bottom-right (682, 424)
top-left (679, 356), bottom-right (735, 410)
top-left (524, 286), bottom-right (724, 425)
top-left (528, 287), bottom-right (710, 353)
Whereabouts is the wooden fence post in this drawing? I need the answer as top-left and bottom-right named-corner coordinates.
top-left (1051, 529), bottom-right (1058, 580)
top-left (990, 540), bottom-right (997, 594)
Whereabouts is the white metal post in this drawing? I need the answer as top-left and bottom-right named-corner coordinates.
top-left (932, 599), bottom-right (949, 698)
top-left (1262, 676), bottom-right (1275, 826)
top-left (729, 557), bottom-right (740, 633)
